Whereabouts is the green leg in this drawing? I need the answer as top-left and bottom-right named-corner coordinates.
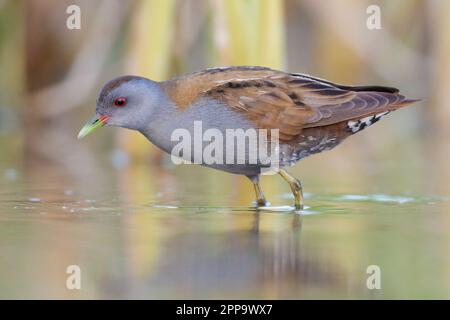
top-left (247, 175), bottom-right (268, 207)
top-left (278, 169), bottom-right (304, 210)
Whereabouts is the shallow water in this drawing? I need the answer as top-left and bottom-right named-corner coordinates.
top-left (1, 154), bottom-right (450, 299)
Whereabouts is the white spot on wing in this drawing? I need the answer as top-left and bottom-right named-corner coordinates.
top-left (347, 111), bottom-right (390, 133)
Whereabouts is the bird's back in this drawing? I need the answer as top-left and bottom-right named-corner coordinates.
top-left (160, 66), bottom-right (420, 170)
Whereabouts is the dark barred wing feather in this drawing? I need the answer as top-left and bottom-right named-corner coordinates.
top-left (202, 68), bottom-right (418, 140)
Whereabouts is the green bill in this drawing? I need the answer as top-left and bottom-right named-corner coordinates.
top-left (77, 115), bottom-right (109, 139)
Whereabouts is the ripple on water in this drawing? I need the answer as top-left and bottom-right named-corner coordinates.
top-left (149, 203), bottom-right (315, 215)
top-left (338, 194), bottom-right (415, 204)
top-left (281, 192), bottom-right (450, 205)
top-left (2, 191), bottom-right (449, 218)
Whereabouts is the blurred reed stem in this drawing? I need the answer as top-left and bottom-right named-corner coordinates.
top-left (220, 0), bottom-right (285, 68)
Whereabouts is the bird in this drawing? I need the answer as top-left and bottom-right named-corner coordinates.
top-left (78, 66), bottom-right (419, 210)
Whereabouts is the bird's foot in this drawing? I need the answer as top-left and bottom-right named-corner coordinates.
top-left (253, 199), bottom-right (270, 208)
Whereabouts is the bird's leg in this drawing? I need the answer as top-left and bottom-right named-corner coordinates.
top-left (253, 182), bottom-right (267, 207)
top-left (278, 169), bottom-right (304, 210)
top-left (247, 175), bottom-right (268, 207)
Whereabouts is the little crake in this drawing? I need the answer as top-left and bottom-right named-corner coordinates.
top-left (78, 66), bottom-right (419, 209)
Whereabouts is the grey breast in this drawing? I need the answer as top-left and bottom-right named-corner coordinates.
top-left (140, 98), bottom-right (278, 175)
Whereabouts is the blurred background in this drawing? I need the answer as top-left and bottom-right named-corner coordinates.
top-left (0, 0), bottom-right (449, 299)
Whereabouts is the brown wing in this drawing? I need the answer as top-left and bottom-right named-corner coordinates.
top-left (160, 66), bottom-right (284, 109)
top-left (162, 66), bottom-right (418, 141)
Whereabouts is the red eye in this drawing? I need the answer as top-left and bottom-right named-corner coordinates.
top-left (114, 97), bottom-right (127, 107)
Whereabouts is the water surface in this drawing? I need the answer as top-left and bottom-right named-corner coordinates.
top-left (1, 156), bottom-right (449, 299)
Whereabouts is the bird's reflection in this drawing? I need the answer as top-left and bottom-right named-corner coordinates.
top-left (101, 206), bottom-right (344, 299)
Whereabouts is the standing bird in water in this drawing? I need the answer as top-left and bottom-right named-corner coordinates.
top-left (78, 66), bottom-right (419, 209)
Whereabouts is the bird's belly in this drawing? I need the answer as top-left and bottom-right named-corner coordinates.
top-left (200, 163), bottom-right (263, 176)
top-left (161, 132), bottom-right (278, 175)
top-left (141, 100), bottom-right (279, 175)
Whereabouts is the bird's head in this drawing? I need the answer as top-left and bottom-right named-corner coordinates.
top-left (78, 76), bottom-right (163, 139)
